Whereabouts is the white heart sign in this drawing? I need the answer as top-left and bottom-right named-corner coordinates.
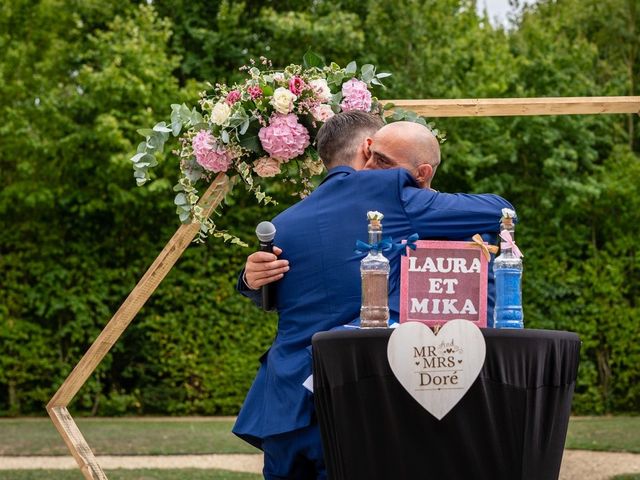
top-left (387, 320), bottom-right (486, 420)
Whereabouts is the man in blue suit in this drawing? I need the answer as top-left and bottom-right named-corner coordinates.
top-left (233, 112), bottom-right (514, 479)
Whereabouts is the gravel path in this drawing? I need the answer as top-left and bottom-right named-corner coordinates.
top-left (0, 454), bottom-right (263, 474)
top-left (560, 451), bottom-right (640, 480)
top-left (1, 450), bottom-right (639, 478)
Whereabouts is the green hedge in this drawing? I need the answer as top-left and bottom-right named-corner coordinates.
top-left (0, 0), bottom-right (638, 416)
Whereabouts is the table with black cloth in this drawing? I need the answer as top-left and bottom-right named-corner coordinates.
top-left (312, 328), bottom-right (580, 480)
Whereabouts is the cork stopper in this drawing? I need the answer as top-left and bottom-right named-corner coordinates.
top-left (367, 210), bottom-right (384, 227)
top-left (500, 208), bottom-right (516, 228)
top-left (501, 217), bottom-right (514, 228)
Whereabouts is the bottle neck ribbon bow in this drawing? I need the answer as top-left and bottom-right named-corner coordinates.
top-left (354, 237), bottom-right (394, 254)
top-left (499, 230), bottom-right (524, 258)
top-left (354, 233), bottom-right (419, 255)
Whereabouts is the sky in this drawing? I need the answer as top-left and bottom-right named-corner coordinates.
top-left (477, 0), bottom-right (537, 26)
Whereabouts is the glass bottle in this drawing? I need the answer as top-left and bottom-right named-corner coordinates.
top-left (360, 211), bottom-right (390, 328)
top-left (493, 209), bottom-right (524, 329)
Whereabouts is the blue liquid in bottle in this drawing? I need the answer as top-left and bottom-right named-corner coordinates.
top-left (494, 267), bottom-right (523, 328)
top-left (493, 213), bottom-right (524, 329)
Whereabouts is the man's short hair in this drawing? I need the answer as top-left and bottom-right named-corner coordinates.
top-left (316, 111), bottom-right (384, 169)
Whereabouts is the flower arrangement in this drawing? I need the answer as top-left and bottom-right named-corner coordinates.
top-left (130, 53), bottom-right (393, 244)
top-left (131, 53), bottom-right (443, 245)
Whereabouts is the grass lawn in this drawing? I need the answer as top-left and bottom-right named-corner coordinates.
top-left (0, 417), bottom-right (258, 456)
top-left (565, 416), bottom-right (640, 454)
top-left (612, 476), bottom-right (640, 480)
top-left (0, 415), bottom-right (638, 457)
top-left (0, 470), bottom-right (261, 480)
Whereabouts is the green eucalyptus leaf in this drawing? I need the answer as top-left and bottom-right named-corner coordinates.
top-left (171, 120), bottom-right (182, 136)
top-left (174, 193), bottom-right (187, 205)
top-left (345, 61), bottom-right (357, 75)
top-left (153, 122), bottom-right (172, 133)
top-left (361, 64), bottom-right (375, 76)
top-left (178, 210), bottom-right (191, 223)
top-left (239, 119), bottom-right (250, 135)
top-left (137, 128), bottom-right (154, 138)
top-left (131, 152), bottom-right (147, 163)
top-left (179, 103), bottom-right (191, 118)
top-left (190, 109), bottom-right (203, 126)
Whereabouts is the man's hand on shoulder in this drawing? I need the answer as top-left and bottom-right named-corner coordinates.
top-left (244, 246), bottom-right (290, 290)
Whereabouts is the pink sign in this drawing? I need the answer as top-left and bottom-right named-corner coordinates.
top-left (400, 240), bottom-right (488, 328)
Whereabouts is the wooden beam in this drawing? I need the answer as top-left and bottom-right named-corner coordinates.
top-left (47, 173), bottom-right (230, 480)
top-left (48, 407), bottom-right (107, 480)
top-left (382, 96), bottom-right (640, 117)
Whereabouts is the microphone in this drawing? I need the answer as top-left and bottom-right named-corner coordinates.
top-left (256, 221), bottom-right (277, 311)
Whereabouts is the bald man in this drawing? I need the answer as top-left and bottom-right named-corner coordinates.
top-left (233, 112), bottom-right (512, 480)
top-left (365, 121), bottom-right (441, 188)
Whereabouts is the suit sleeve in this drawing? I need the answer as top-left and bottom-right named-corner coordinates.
top-left (400, 177), bottom-right (514, 239)
top-left (236, 268), bottom-right (263, 307)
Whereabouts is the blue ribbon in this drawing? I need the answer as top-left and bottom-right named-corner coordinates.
top-left (354, 237), bottom-right (394, 254)
top-left (398, 233), bottom-right (419, 256)
top-left (354, 233), bottom-right (419, 256)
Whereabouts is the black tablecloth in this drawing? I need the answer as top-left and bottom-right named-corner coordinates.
top-left (312, 328), bottom-right (580, 480)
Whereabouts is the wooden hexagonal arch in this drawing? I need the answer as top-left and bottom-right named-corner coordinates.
top-left (48, 96), bottom-right (640, 480)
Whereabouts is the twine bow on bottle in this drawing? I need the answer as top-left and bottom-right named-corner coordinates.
top-left (499, 230), bottom-right (524, 258)
top-left (470, 234), bottom-right (499, 261)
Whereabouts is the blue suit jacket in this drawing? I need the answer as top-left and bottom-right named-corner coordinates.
top-left (233, 167), bottom-right (513, 448)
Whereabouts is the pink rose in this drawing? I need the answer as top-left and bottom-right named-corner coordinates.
top-left (253, 157), bottom-right (282, 177)
top-left (289, 76), bottom-right (306, 96)
top-left (340, 78), bottom-right (372, 112)
top-left (191, 130), bottom-right (234, 173)
top-left (226, 90), bottom-right (241, 105)
top-left (311, 104), bottom-right (335, 122)
top-left (258, 113), bottom-right (311, 162)
top-left (247, 86), bottom-right (263, 99)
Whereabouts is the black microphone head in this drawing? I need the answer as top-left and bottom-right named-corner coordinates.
top-left (256, 221), bottom-right (276, 242)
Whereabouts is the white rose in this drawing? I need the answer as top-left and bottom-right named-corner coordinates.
top-left (210, 102), bottom-right (231, 126)
top-left (310, 78), bottom-right (332, 102)
top-left (270, 87), bottom-right (297, 114)
top-left (311, 104), bottom-right (335, 122)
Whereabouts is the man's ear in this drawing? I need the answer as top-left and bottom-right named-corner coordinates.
top-left (364, 138), bottom-right (373, 159)
top-left (415, 163), bottom-right (434, 188)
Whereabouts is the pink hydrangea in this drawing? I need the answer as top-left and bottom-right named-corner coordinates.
top-left (192, 130), bottom-right (234, 173)
top-left (340, 78), bottom-right (372, 112)
top-left (289, 76), bottom-right (306, 96)
top-left (226, 90), bottom-right (241, 105)
top-left (247, 86), bottom-right (263, 99)
top-left (253, 157), bottom-right (282, 177)
top-left (258, 114), bottom-right (311, 162)
top-left (311, 104), bottom-right (335, 122)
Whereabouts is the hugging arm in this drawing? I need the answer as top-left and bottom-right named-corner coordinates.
top-left (402, 186), bottom-right (514, 239)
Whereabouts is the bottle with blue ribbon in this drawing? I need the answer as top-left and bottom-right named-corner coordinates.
top-left (360, 211), bottom-right (390, 328)
top-left (493, 208), bottom-right (524, 328)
